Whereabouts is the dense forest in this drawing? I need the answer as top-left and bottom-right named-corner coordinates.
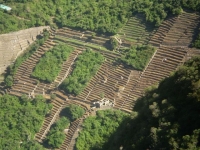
top-left (60, 49), bottom-right (104, 95)
top-left (120, 45), bottom-right (155, 70)
top-left (98, 56), bottom-right (200, 150)
top-left (1, 0), bottom-right (200, 34)
top-left (0, 94), bottom-right (52, 150)
top-left (193, 33), bottom-right (200, 49)
top-left (76, 109), bottom-right (129, 150)
top-left (32, 44), bottom-right (74, 83)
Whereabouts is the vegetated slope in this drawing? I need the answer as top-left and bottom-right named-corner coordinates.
top-left (1, 0), bottom-right (200, 34)
top-left (76, 109), bottom-right (129, 150)
top-left (31, 44), bottom-right (74, 83)
top-left (0, 9), bottom-right (31, 34)
top-left (0, 26), bottom-right (48, 75)
top-left (118, 14), bottom-right (156, 45)
top-left (102, 56), bottom-right (200, 150)
top-left (60, 49), bottom-right (104, 95)
top-left (193, 30), bottom-right (200, 49)
top-left (46, 117), bottom-right (70, 148)
top-left (120, 45), bottom-right (155, 71)
top-left (0, 94), bottom-right (52, 150)
top-left (4, 30), bottom-right (50, 87)
top-left (45, 104), bottom-right (85, 149)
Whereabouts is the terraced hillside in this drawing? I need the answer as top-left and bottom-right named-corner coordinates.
top-left (9, 44), bottom-right (81, 97)
top-left (35, 91), bottom-right (91, 149)
top-left (2, 10), bottom-right (200, 150)
top-left (118, 13), bottom-right (156, 46)
top-left (35, 96), bottom-right (66, 143)
top-left (161, 11), bottom-right (200, 46)
top-left (0, 26), bottom-right (49, 74)
top-left (56, 27), bottom-right (111, 50)
top-left (114, 11), bottom-right (200, 112)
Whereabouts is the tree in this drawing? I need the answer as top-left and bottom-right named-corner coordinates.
top-left (67, 104), bottom-right (85, 121)
top-left (60, 49), bottom-right (104, 95)
top-left (4, 75), bottom-right (13, 87)
top-left (46, 117), bottom-right (70, 148)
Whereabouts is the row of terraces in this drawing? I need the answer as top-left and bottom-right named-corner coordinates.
top-left (56, 27), bottom-right (111, 50)
top-left (0, 26), bottom-right (49, 74)
top-left (55, 92), bottom-right (91, 150)
top-left (3, 9), bottom-right (200, 150)
top-left (10, 45), bottom-right (81, 98)
top-left (9, 31), bottom-right (56, 97)
top-left (161, 11), bottom-right (200, 46)
top-left (34, 91), bottom-right (91, 149)
top-left (150, 11), bottom-right (200, 47)
top-left (118, 13), bottom-right (156, 46)
top-left (115, 46), bottom-right (188, 112)
top-left (35, 96), bottom-right (67, 142)
top-left (149, 16), bottom-right (177, 47)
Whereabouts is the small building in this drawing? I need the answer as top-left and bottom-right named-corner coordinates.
top-left (92, 98), bottom-right (114, 109)
top-left (0, 4), bottom-right (12, 11)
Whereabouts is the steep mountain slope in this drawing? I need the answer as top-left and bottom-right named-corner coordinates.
top-left (103, 56), bottom-right (200, 150)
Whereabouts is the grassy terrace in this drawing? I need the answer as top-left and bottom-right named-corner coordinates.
top-left (118, 14), bottom-right (156, 45)
top-left (55, 35), bottom-right (122, 62)
top-left (55, 36), bottom-right (108, 51)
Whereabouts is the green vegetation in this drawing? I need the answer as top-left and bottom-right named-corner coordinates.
top-left (0, 9), bottom-right (31, 34)
top-left (110, 37), bottom-right (119, 50)
top-left (46, 104), bottom-right (85, 148)
top-left (1, 0), bottom-right (200, 34)
top-left (118, 15), bottom-right (155, 45)
top-left (20, 141), bottom-right (46, 150)
top-left (120, 45), bottom-right (155, 70)
top-left (46, 117), bottom-right (70, 148)
top-left (63, 104), bottom-right (85, 121)
top-left (193, 33), bottom-right (200, 49)
top-left (76, 109), bottom-right (129, 150)
top-left (0, 94), bottom-right (52, 150)
top-left (103, 56), bottom-right (200, 150)
top-left (60, 49), bottom-right (104, 95)
top-left (32, 44), bottom-right (74, 83)
top-left (55, 36), bottom-right (109, 51)
top-left (4, 29), bottom-right (49, 87)
top-left (132, 0), bottom-right (200, 26)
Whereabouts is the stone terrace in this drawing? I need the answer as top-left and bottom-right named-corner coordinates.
top-left (0, 26), bottom-right (49, 74)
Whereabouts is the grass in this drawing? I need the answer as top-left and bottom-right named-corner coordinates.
top-left (55, 36), bottom-right (118, 54)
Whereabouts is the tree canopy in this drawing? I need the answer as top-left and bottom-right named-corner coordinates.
top-left (46, 116), bottom-right (70, 148)
top-left (1, 0), bottom-right (200, 34)
top-left (0, 94), bottom-right (52, 150)
top-left (62, 104), bottom-right (85, 121)
top-left (193, 32), bottom-right (200, 49)
top-left (103, 56), bottom-right (200, 150)
top-left (76, 109), bottom-right (129, 150)
top-left (60, 49), bottom-right (104, 95)
top-left (31, 44), bottom-right (74, 83)
top-left (120, 45), bottom-right (155, 70)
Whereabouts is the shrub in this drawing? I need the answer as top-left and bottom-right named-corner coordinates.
top-left (46, 117), bottom-right (70, 148)
top-left (120, 45), bottom-right (155, 70)
top-left (60, 49), bottom-right (104, 95)
top-left (31, 44), bottom-right (74, 83)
